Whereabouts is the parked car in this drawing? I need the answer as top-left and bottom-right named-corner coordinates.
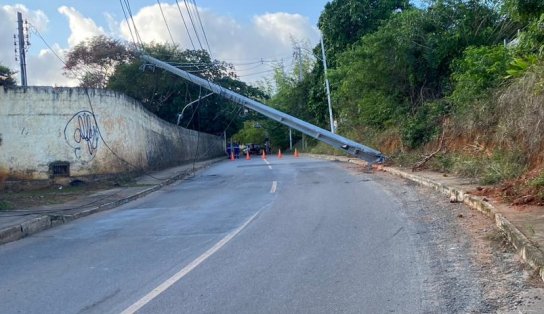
top-left (243, 144), bottom-right (262, 155)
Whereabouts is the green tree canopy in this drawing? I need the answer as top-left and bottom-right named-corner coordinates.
top-left (232, 120), bottom-right (267, 144)
top-left (329, 0), bottom-right (515, 146)
top-left (504, 0), bottom-right (544, 23)
top-left (0, 65), bottom-right (16, 87)
top-left (318, 0), bottom-right (411, 65)
top-left (108, 43), bottom-right (266, 136)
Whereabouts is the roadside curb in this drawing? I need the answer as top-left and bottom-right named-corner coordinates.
top-left (308, 154), bottom-right (544, 282)
top-left (0, 158), bottom-right (223, 245)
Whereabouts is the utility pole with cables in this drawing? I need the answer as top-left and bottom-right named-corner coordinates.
top-left (320, 35), bottom-right (334, 134)
top-left (291, 45), bottom-right (306, 151)
top-left (14, 12), bottom-right (29, 87)
top-left (139, 54), bottom-right (385, 163)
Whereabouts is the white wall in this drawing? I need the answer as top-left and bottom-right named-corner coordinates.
top-left (0, 87), bottom-right (224, 180)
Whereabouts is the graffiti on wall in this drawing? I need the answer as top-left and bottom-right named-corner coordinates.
top-left (64, 110), bottom-right (100, 161)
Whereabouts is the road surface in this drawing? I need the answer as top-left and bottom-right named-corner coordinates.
top-left (0, 157), bottom-right (540, 313)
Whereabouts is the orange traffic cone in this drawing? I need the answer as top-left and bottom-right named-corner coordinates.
top-left (230, 151), bottom-right (235, 161)
top-left (294, 148), bottom-right (299, 158)
top-left (277, 149), bottom-right (283, 159)
top-left (246, 150), bottom-right (251, 160)
top-left (261, 150), bottom-right (267, 160)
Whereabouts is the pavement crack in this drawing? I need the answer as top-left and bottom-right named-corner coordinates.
top-left (77, 288), bottom-right (121, 314)
top-left (391, 226), bottom-right (404, 239)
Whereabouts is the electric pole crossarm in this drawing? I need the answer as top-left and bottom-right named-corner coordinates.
top-left (140, 54), bottom-right (385, 163)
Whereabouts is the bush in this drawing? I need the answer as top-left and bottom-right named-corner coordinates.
top-left (451, 150), bottom-right (527, 184)
top-left (402, 100), bottom-right (449, 149)
top-left (450, 45), bottom-right (511, 111)
top-left (480, 150), bottom-right (527, 184)
top-left (530, 171), bottom-right (544, 188)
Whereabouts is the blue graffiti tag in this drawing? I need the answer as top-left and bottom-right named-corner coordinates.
top-left (64, 110), bottom-right (100, 160)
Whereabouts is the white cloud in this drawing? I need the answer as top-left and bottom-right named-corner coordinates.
top-left (58, 6), bottom-right (105, 47)
top-left (0, 5), bottom-right (48, 72)
top-left (0, 5), bottom-right (74, 86)
top-left (27, 46), bottom-right (78, 87)
top-left (1, 3), bottom-right (320, 87)
top-left (119, 3), bottom-right (320, 83)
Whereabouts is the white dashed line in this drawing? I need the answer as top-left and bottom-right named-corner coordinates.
top-left (270, 181), bottom-right (277, 193)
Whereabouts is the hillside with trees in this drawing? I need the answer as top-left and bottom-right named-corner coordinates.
top-left (256, 0), bottom-right (544, 203)
top-left (62, 0), bottom-right (544, 203)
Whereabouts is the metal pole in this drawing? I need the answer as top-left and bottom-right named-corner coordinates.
top-left (296, 46), bottom-right (303, 82)
top-left (294, 46), bottom-right (303, 153)
top-left (140, 54), bottom-right (384, 163)
top-left (17, 12), bottom-right (27, 87)
top-left (177, 92), bottom-right (213, 125)
top-left (320, 35), bottom-right (334, 134)
top-left (289, 128), bottom-right (293, 151)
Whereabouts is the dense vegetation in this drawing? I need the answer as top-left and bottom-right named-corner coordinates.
top-left (258, 0), bottom-right (544, 202)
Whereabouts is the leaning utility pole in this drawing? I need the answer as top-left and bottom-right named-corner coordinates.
top-left (15, 12), bottom-right (28, 87)
top-left (140, 54), bottom-right (384, 163)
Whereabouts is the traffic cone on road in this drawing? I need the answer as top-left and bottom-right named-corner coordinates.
top-left (230, 151), bottom-right (235, 161)
top-left (294, 148), bottom-right (299, 158)
top-left (277, 149), bottom-right (283, 159)
top-left (246, 150), bottom-right (251, 160)
top-left (261, 150), bottom-right (267, 160)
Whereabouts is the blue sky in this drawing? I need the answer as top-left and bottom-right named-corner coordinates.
top-left (0, 1), bottom-right (331, 86)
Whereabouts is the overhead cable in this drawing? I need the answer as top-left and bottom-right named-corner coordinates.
top-left (156, 0), bottom-right (176, 47)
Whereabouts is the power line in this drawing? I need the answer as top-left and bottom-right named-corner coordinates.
top-left (122, 0), bottom-right (144, 50)
top-left (156, 0), bottom-right (176, 47)
top-left (119, 0), bottom-right (136, 45)
top-left (236, 68), bottom-right (276, 78)
top-left (190, 0), bottom-right (212, 56)
top-left (175, 0), bottom-right (196, 50)
top-left (182, 0), bottom-right (204, 50)
top-left (29, 24), bottom-right (94, 80)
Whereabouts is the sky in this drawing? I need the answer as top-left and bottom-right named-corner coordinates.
top-left (0, 1), bottom-right (330, 87)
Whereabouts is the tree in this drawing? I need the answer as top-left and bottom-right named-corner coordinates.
top-left (232, 121), bottom-right (267, 144)
top-left (108, 43), bottom-right (266, 136)
top-left (64, 35), bottom-right (134, 88)
top-left (0, 65), bottom-right (16, 86)
top-left (504, 0), bottom-right (544, 23)
top-left (318, 0), bottom-right (411, 65)
top-left (330, 0), bottom-right (514, 147)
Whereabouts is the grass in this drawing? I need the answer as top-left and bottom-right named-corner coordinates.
top-left (446, 150), bottom-right (527, 185)
top-left (0, 200), bottom-right (12, 211)
top-left (530, 171), bottom-right (544, 188)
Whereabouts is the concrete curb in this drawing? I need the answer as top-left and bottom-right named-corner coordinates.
top-left (308, 154), bottom-right (544, 282)
top-left (0, 158), bottom-right (223, 245)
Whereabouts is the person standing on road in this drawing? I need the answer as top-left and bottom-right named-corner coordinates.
top-left (234, 143), bottom-right (240, 159)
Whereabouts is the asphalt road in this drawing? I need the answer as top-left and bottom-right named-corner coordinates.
top-left (0, 157), bottom-right (537, 313)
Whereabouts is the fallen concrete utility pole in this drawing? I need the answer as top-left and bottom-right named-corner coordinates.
top-left (141, 54), bottom-right (384, 163)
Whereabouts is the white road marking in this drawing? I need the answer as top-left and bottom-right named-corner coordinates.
top-left (121, 210), bottom-right (262, 314)
top-left (270, 181), bottom-right (277, 193)
top-left (264, 159), bottom-right (272, 169)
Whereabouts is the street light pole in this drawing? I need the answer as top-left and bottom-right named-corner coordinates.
top-left (176, 92), bottom-right (213, 125)
top-left (320, 35), bottom-right (334, 134)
